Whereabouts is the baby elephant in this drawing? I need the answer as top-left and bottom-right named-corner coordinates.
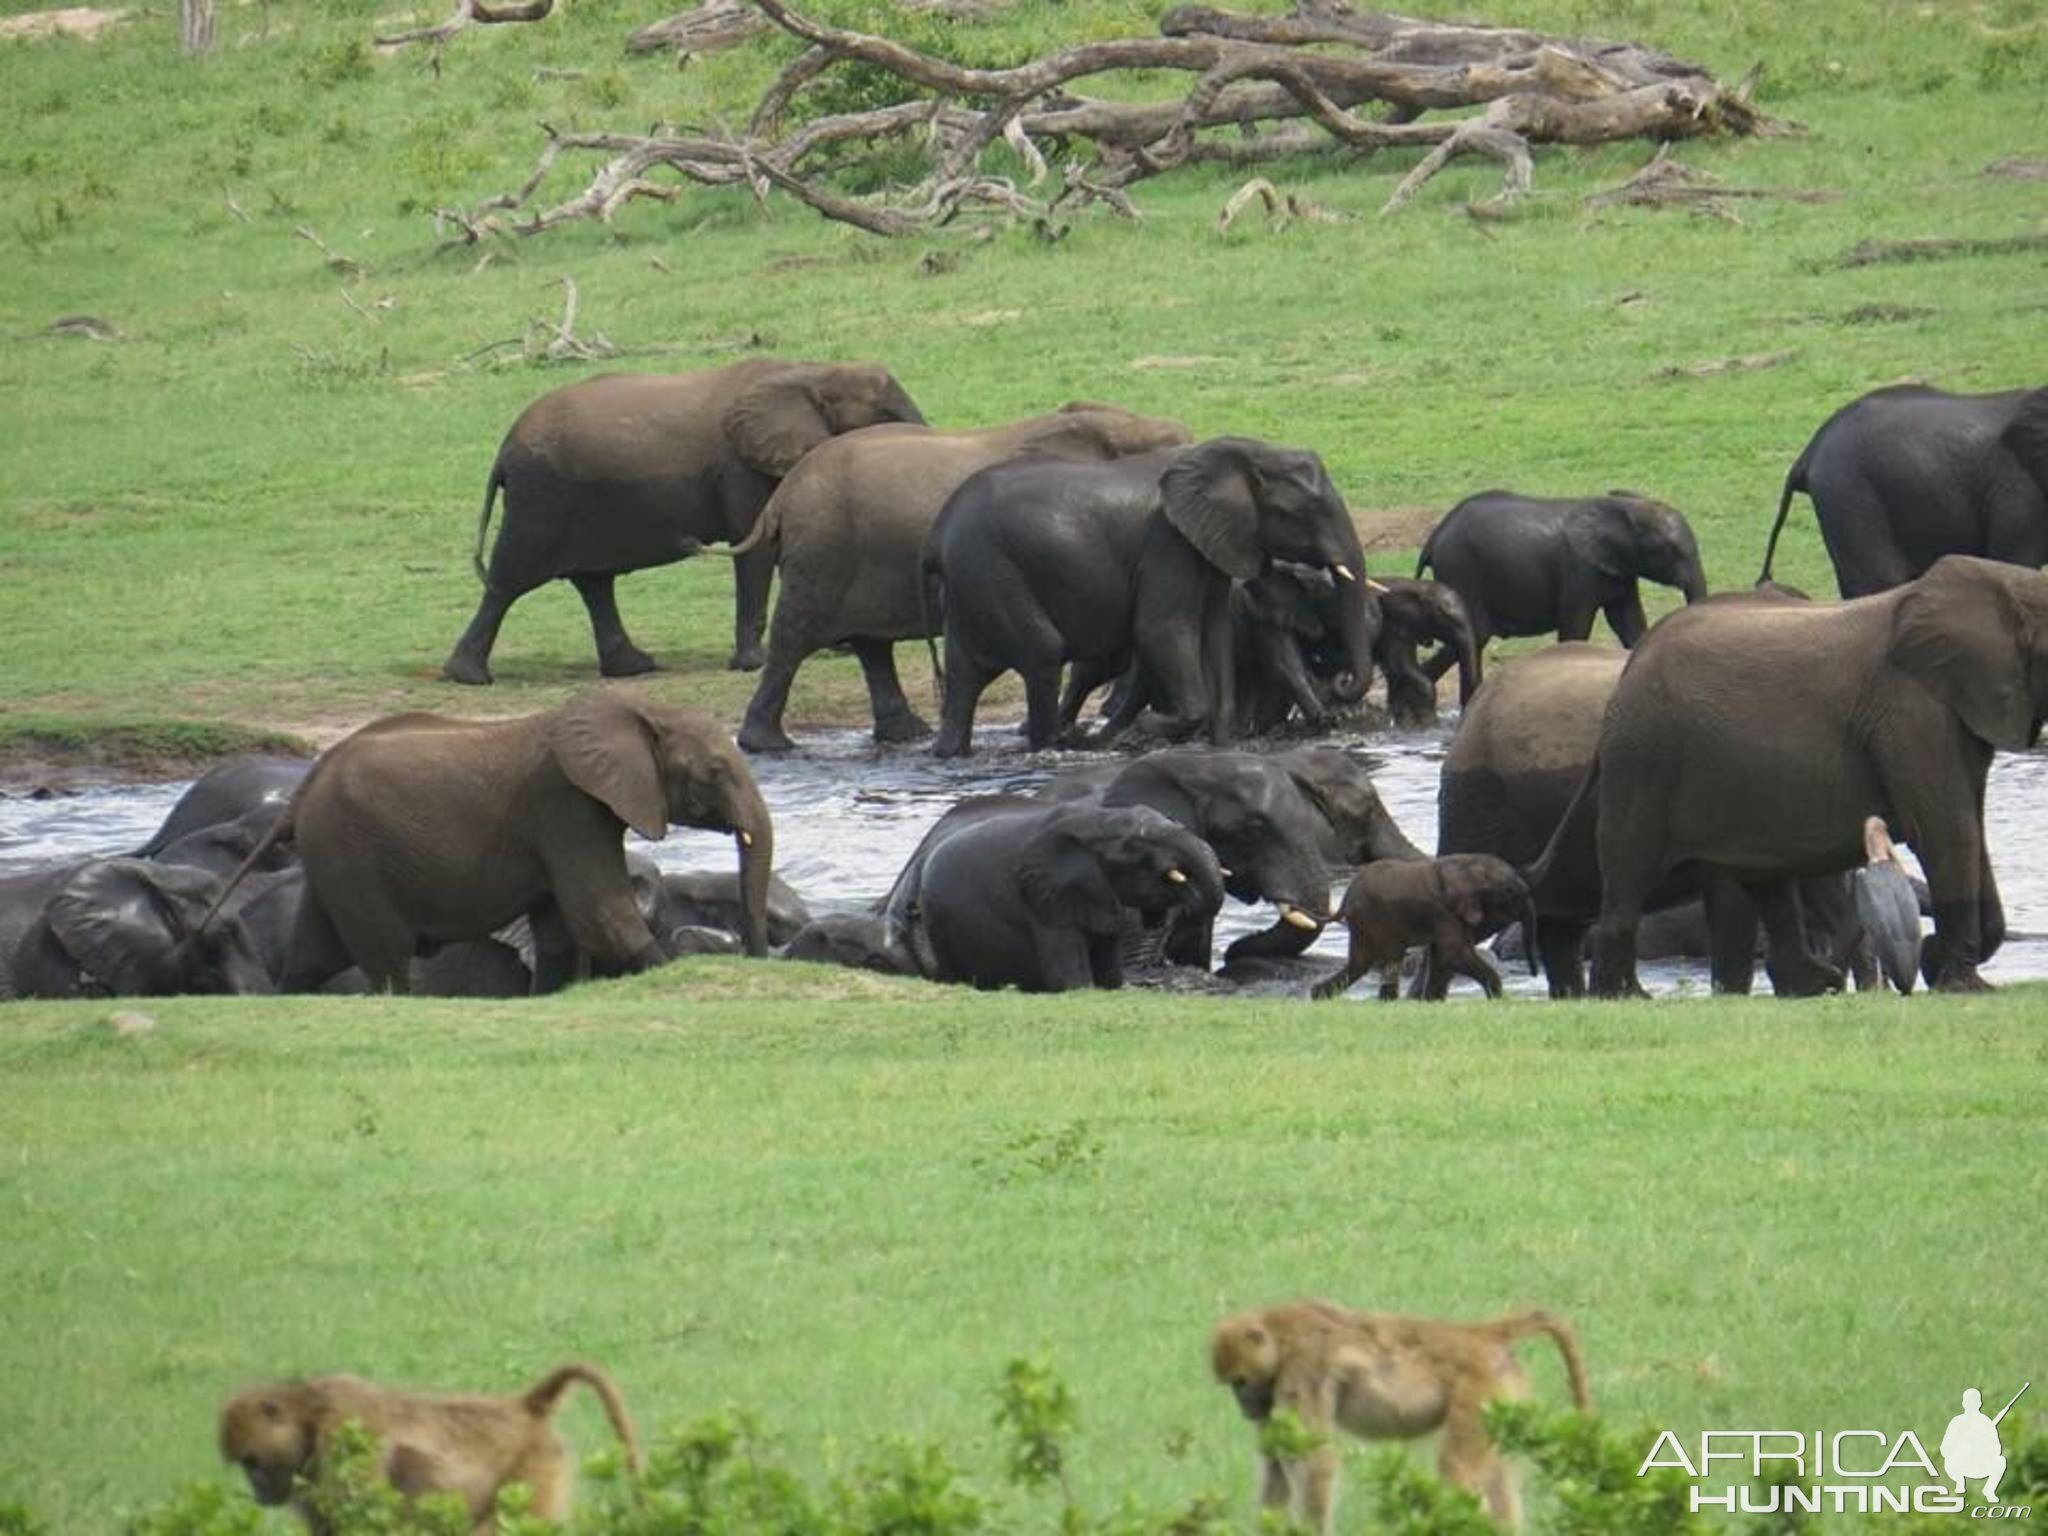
top-left (1313, 854), bottom-right (1537, 1001)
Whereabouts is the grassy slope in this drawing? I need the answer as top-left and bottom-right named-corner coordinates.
top-left (0, 0), bottom-right (2044, 744)
top-left (1, 972), bottom-right (2046, 1526)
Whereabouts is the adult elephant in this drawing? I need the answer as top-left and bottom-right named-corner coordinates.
top-left (1416, 490), bottom-right (1708, 659)
top-left (1758, 383), bottom-right (2048, 598)
top-left (1370, 577), bottom-right (1482, 729)
top-left (0, 858), bottom-right (270, 1000)
top-left (1572, 557), bottom-right (2048, 995)
top-left (883, 796), bottom-right (1224, 991)
top-left (133, 755), bottom-right (308, 857)
top-left (207, 690), bottom-right (774, 993)
top-left (729, 405), bottom-right (1188, 753)
top-left (1041, 748), bottom-right (1343, 967)
top-left (442, 360), bottom-right (926, 686)
top-left (1442, 637), bottom-right (1851, 997)
top-left (928, 438), bottom-right (1371, 756)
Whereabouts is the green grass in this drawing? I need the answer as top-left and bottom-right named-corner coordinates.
top-left (1, 973), bottom-right (2045, 1527)
top-left (1, 0), bottom-right (2043, 744)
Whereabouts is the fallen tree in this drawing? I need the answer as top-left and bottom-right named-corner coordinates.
top-left (448, 0), bottom-right (1785, 241)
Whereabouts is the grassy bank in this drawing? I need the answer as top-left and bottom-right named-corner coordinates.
top-left (1, 0), bottom-right (2044, 752)
top-left (1, 971), bottom-right (2045, 1526)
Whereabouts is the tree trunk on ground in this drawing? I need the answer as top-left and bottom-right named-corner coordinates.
top-left (181, 0), bottom-right (216, 53)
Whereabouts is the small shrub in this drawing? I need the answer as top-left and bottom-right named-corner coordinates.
top-left (295, 37), bottom-right (374, 90)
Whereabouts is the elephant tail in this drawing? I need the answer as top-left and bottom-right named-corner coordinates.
top-left (195, 802), bottom-right (297, 937)
top-left (1523, 757), bottom-right (1600, 917)
top-left (472, 460), bottom-right (506, 587)
top-left (1756, 445), bottom-right (1811, 585)
top-left (712, 494), bottom-right (783, 559)
top-left (1414, 528), bottom-right (1435, 578)
top-left (919, 544), bottom-right (946, 713)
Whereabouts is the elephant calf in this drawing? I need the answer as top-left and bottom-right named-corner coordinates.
top-left (886, 797), bottom-right (1225, 992)
top-left (1312, 854), bottom-right (1536, 1001)
top-left (1417, 489), bottom-right (1707, 661)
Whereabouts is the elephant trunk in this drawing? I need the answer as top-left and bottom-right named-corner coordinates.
top-left (732, 785), bottom-right (776, 959)
top-left (1679, 563), bottom-right (1709, 605)
top-left (1451, 622), bottom-right (1482, 707)
top-left (1368, 811), bottom-right (1428, 864)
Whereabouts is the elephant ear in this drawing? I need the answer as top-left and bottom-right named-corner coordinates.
top-left (48, 858), bottom-right (215, 995)
top-left (1159, 441), bottom-right (1264, 580)
top-left (1016, 823), bottom-right (1125, 934)
top-left (2002, 386), bottom-right (2048, 497)
top-left (547, 692), bottom-right (668, 840)
top-left (723, 369), bottom-right (835, 479)
top-left (1563, 502), bottom-right (1631, 579)
top-left (1887, 558), bottom-right (2038, 751)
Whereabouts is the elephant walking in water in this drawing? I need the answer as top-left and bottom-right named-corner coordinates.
top-left (442, 360), bottom-right (924, 685)
top-left (1758, 383), bottom-right (2048, 598)
top-left (206, 691), bottom-right (775, 993)
top-left (1560, 557), bottom-right (2048, 995)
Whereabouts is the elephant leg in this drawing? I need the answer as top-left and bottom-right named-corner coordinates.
top-left (1056, 658), bottom-right (1117, 744)
top-left (932, 649), bottom-right (998, 759)
top-left (528, 902), bottom-right (584, 996)
top-left (1556, 602), bottom-right (1600, 644)
top-left (1603, 586), bottom-right (1650, 648)
top-left (1537, 920), bottom-right (1589, 999)
top-left (1310, 950), bottom-right (1371, 1001)
top-left (852, 640), bottom-right (931, 744)
top-left (1849, 934), bottom-right (1881, 992)
top-left (1703, 878), bottom-right (1759, 995)
top-left (279, 894), bottom-right (357, 994)
top-left (1163, 911), bottom-right (1214, 970)
top-left (1591, 839), bottom-right (1661, 1001)
top-left (1021, 666), bottom-right (1064, 752)
top-left (442, 582), bottom-right (530, 687)
top-left (1031, 925), bottom-right (1096, 992)
top-left (1755, 882), bottom-right (1845, 997)
top-left (1089, 668), bottom-right (1154, 748)
top-left (1892, 758), bottom-right (1996, 990)
top-left (321, 897), bottom-right (415, 996)
top-left (728, 544), bottom-right (775, 672)
top-left (1087, 932), bottom-right (1125, 990)
top-left (737, 638), bottom-right (806, 755)
top-left (570, 573), bottom-right (659, 678)
top-left (1433, 931), bottom-right (1502, 999)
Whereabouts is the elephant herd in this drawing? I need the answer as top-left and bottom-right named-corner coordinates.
top-left (7, 364), bottom-right (2042, 1004)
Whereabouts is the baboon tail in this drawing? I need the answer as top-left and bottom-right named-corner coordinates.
top-left (525, 1363), bottom-right (643, 1475)
top-left (473, 460), bottom-right (505, 588)
top-left (1503, 1310), bottom-right (1592, 1413)
top-left (1756, 446), bottom-right (1810, 585)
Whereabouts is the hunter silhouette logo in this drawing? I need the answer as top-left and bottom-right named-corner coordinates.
top-left (1638, 1380), bottom-right (2033, 1518)
top-left (1944, 1384), bottom-right (2030, 1505)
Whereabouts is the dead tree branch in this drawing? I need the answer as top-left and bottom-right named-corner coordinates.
top-left (376, 0), bottom-right (554, 52)
top-left (452, 0), bottom-right (1781, 239)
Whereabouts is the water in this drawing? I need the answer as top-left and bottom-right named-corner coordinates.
top-left (6, 725), bottom-right (2047, 996)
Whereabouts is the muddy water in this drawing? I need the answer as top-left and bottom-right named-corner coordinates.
top-left (6, 727), bottom-right (2048, 996)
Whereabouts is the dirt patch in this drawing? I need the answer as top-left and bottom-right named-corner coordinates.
top-left (0, 721), bottom-right (313, 793)
top-left (1350, 505), bottom-right (1441, 556)
top-left (0, 7), bottom-right (127, 41)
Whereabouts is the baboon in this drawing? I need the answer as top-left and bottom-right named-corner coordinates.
top-left (1209, 1301), bottom-right (1592, 1530)
top-left (218, 1361), bottom-right (641, 1532)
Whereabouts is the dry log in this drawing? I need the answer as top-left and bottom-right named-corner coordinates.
top-left (451, 0), bottom-right (1780, 240)
top-left (1584, 143), bottom-right (1837, 220)
top-left (1833, 232), bottom-right (2048, 268)
top-left (626, 1), bottom-right (764, 57)
top-left (376, 0), bottom-right (554, 52)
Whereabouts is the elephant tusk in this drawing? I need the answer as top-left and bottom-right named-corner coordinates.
top-left (1218, 866), bottom-right (1233, 877)
top-left (1165, 868), bottom-right (1188, 884)
top-left (1332, 564), bottom-right (1356, 583)
top-left (1280, 904), bottom-right (1321, 931)
top-left (736, 830), bottom-right (754, 847)
top-left (1365, 578), bottom-right (1390, 593)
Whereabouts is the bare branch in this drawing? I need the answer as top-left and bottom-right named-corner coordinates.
top-left (376, 0), bottom-right (554, 52)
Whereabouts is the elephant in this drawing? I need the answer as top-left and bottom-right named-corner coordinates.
top-left (1561, 557), bottom-right (2048, 995)
top-left (1040, 748), bottom-right (1344, 968)
top-left (207, 690), bottom-right (774, 994)
top-left (883, 796), bottom-right (1225, 991)
top-left (1310, 854), bottom-right (1538, 1001)
top-left (1416, 490), bottom-right (1708, 660)
top-left (1228, 563), bottom-right (1377, 736)
top-left (441, 359), bottom-right (926, 686)
top-left (626, 858), bottom-right (812, 950)
top-left (1759, 383), bottom-right (2048, 599)
top-left (1440, 636), bottom-right (1860, 997)
top-left (782, 912), bottom-right (915, 975)
top-left (926, 438), bottom-right (1372, 756)
top-left (134, 755), bottom-right (308, 857)
top-left (728, 404), bottom-right (1189, 753)
top-left (0, 857), bottom-right (270, 1000)
top-left (1369, 577), bottom-right (1482, 729)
